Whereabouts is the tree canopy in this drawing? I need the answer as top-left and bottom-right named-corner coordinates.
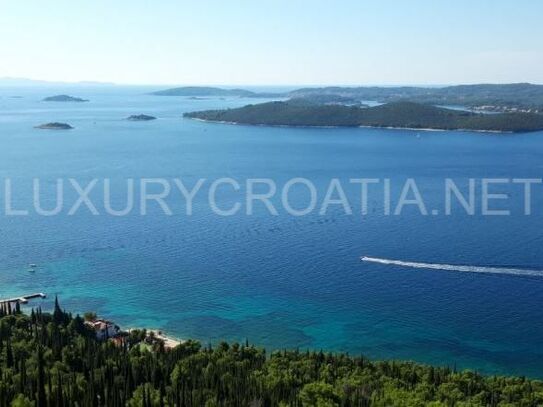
top-left (0, 302), bottom-right (542, 406)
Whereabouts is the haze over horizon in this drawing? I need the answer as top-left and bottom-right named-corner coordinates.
top-left (1, 76), bottom-right (543, 89)
top-left (2, 0), bottom-right (543, 86)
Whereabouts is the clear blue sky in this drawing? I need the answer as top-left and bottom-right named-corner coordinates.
top-left (1, 0), bottom-right (542, 85)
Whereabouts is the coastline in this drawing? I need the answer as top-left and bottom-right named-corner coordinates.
top-left (4, 308), bottom-right (543, 405)
top-left (5, 288), bottom-right (543, 378)
top-left (11, 295), bottom-right (184, 351)
top-left (187, 117), bottom-right (515, 134)
top-left (125, 326), bottom-right (184, 349)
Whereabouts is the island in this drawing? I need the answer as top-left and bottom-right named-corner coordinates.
top-left (126, 114), bottom-right (157, 121)
top-left (34, 122), bottom-right (73, 130)
top-left (150, 86), bottom-right (280, 98)
top-left (42, 94), bottom-right (89, 102)
top-left (184, 100), bottom-right (543, 132)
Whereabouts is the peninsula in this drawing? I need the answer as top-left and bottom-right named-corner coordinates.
top-left (42, 94), bottom-right (89, 102)
top-left (184, 101), bottom-right (543, 132)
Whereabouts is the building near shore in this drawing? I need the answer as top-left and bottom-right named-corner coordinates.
top-left (85, 319), bottom-right (120, 341)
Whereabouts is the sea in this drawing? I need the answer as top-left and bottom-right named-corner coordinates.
top-left (1, 85), bottom-right (543, 378)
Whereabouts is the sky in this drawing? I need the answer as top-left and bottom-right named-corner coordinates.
top-left (1, 0), bottom-right (542, 86)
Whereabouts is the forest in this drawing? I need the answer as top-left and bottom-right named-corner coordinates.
top-left (184, 101), bottom-right (543, 132)
top-left (0, 300), bottom-right (542, 406)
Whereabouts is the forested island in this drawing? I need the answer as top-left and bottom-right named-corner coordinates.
top-left (42, 95), bottom-right (89, 102)
top-left (0, 302), bottom-right (542, 406)
top-left (184, 101), bottom-right (543, 132)
top-left (150, 86), bottom-right (277, 98)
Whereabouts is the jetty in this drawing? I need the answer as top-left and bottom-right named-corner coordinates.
top-left (0, 293), bottom-right (47, 305)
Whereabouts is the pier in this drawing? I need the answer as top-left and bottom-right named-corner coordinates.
top-left (0, 293), bottom-right (47, 305)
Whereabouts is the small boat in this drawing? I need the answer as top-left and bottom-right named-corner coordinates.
top-left (29, 264), bottom-right (37, 268)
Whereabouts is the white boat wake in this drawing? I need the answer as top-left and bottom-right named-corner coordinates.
top-left (361, 256), bottom-right (543, 277)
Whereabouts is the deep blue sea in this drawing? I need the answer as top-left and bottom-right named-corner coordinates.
top-left (2, 86), bottom-right (543, 378)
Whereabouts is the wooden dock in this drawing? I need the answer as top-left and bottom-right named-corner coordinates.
top-left (0, 293), bottom-right (47, 305)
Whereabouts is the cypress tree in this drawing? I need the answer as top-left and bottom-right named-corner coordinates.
top-left (53, 295), bottom-right (63, 324)
top-left (36, 346), bottom-right (46, 407)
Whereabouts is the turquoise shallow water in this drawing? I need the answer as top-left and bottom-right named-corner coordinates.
top-left (2, 86), bottom-right (543, 377)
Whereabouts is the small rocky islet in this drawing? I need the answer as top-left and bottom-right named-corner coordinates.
top-left (35, 122), bottom-right (74, 130)
top-left (34, 114), bottom-right (157, 130)
top-left (126, 114), bottom-right (157, 121)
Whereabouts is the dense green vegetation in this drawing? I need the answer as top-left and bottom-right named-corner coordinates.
top-left (184, 101), bottom-right (543, 132)
top-left (1, 301), bottom-right (543, 406)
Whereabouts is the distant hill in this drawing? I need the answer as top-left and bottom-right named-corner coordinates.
top-left (288, 94), bottom-right (364, 106)
top-left (184, 101), bottom-right (543, 132)
top-left (0, 77), bottom-right (115, 86)
top-left (155, 83), bottom-right (543, 111)
top-left (289, 83), bottom-right (543, 112)
top-left (0, 77), bottom-right (53, 86)
top-left (150, 86), bottom-right (280, 98)
top-left (43, 94), bottom-right (89, 102)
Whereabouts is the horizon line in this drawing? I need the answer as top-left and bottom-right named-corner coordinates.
top-left (0, 77), bottom-right (542, 88)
